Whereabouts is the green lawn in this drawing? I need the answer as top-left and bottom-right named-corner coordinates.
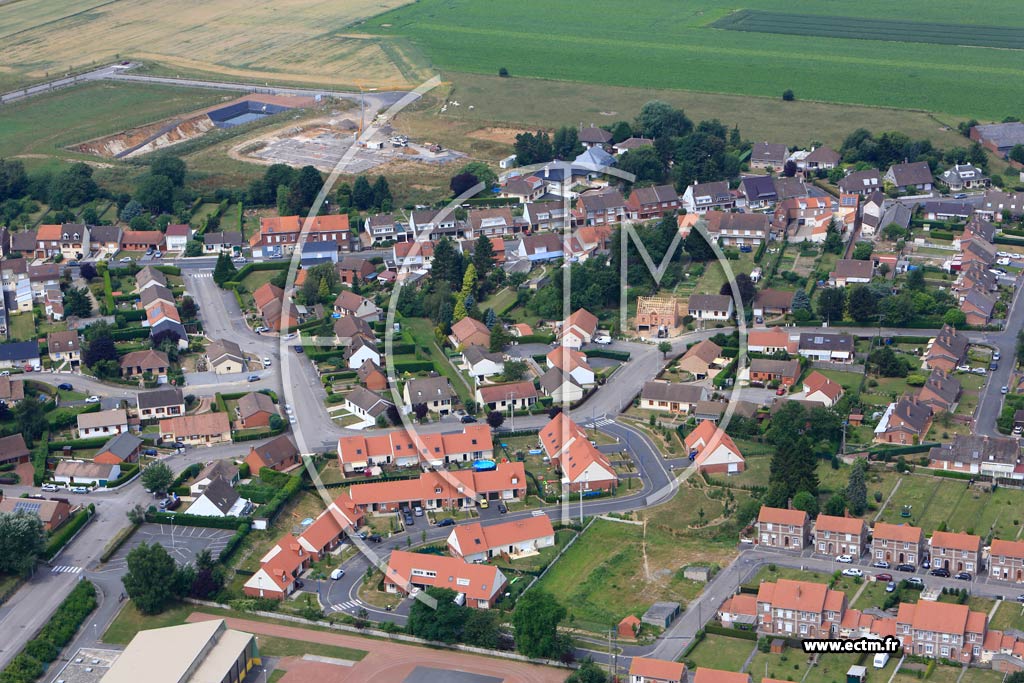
top-left (7, 314), bottom-right (36, 342)
top-left (480, 287), bottom-right (518, 316)
top-left (366, 0), bottom-right (1024, 120)
top-left (402, 317), bottom-right (474, 407)
top-left (876, 474), bottom-right (1024, 536)
top-left (818, 370), bottom-right (862, 394)
top-left (686, 634), bottom-right (754, 673)
top-left (0, 81), bottom-right (237, 161)
top-left (749, 649), bottom-right (868, 683)
top-left (989, 600), bottom-right (1024, 633)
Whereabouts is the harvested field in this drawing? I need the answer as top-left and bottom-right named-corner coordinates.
top-left (465, 127), bottom-right (534, 144)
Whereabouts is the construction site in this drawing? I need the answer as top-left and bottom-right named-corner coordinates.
top-left (71, 94), bottom-right (316, 159)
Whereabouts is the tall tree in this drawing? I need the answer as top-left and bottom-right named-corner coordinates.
top-left (371, 175), bottom-right (392, 210)
top-left (635, 100), bottom-right (692, 139)
top-left (816, 287), bottom-right (846, 322)
top-left (683, 228), bottom-right (715, 262)
top-left (847, 286), bottom-right (879, 323)
top-left (351, 175), bottom-right (374, 210)
top-left (142, 461), bottom-right (174, 495)
top-left (846, 459), bottom-right (869, 516)
top-left (150, 155), bottom-right (187, 187)
top-left (473, 234), bottom-right (496, 278)
top-left (406, 587), bottom-right (466, 643)
top-left (617, 147), bottom-right (666, 183)
top-left (135, 174), bottom-right (175, 214)
top-left (122, 542), bottom-right (190, 615)
top-left (290, 165), bottom-right (324, 213)
top-left (430, 237), bottom-right (463, 290)
top-left (552, 127), bottom-right (582, 160)
top-left (513, 589), bottom-right (567, 659)
top-left (213, 251), bottom-right (238, 286)
top-left (458, 162), bottom-right (497, 190)
top-left (63, 287), bottom-right (93, 318)
top-left (49, 163), bottom-right (99, 210)
top-left (0, 511), bottom-right (45, 577)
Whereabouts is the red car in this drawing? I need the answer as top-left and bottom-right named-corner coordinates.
top-left (23, 364), bottom-right (34, 373)
top-left (775, 386), bottom-right (786, 396)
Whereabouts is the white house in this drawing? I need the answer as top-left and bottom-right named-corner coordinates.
top-left (447, 516), bottom-right (555, 563)
top-left (76, 409), bottom-right (129, 439)
top-left (186, 478), bottom-right (252, 518)
top-left (345, 336), bottom-right (381, 370)
top-left (686, 294), bottom-right (734, 322)
top-left (189, 460), bottom-right (240, 496)
top-left (557, 308), bottom-right (599, 349)
top-left (53, 460), bottom-right (120, 487)
top-left (344, 386), bottom-right (394, 422)
top-left (546, 347), bottom-right (595, 386)
top-left (538, 367), bottom-right (584, 403)
top-left (164, 224), bottom-right (190, 252)
top-left (462, 345), bottom-right (505, 385)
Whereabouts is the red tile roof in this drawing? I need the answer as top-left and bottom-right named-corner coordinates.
top-left (758, 506), bottom-right (808, 527)
top-left (629, 657), bottom-right (686, 682)
top-left (385, 549), bottom-right (505, 602)
top-left (990, 538), bottom-right (1024, 559)
top-left (930, 530), bottom-right (981, 553)
top-left (814, 514), bottom-right (866, 536)
top-left (872, 522), bottom-right (923, 544)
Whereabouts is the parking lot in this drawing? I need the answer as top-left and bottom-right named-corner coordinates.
top-left (102, 523), bottom-right (233, 571)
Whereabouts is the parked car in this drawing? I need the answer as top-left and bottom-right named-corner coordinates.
top-left (142, 448), bottom-right (157, 456)
top-left (906, 577), bottom-right (925, 589)
top-left (896, 563), bottom-right (916, 572)
top-left (368, 534), bottom-right (383, 543)
top-left (247, 374), bottom-right (260, 382)
top-left (836, 554), bottom-right (854, 564)
top-left (972, 368), bottom-right (986, 375)
top-left (293, 578), bottom-right (304, 589)
top-left (930, 567), bottom-right (951, 578)
top-left (404, 513), bottom-right (414, 526)
top-left (593, 334), bottom-right (612, 345)
top-left (262, 356), bottom-right (272, 368)
top-left (990, 362), bottom-right (999, 371)
top-left (841, 567), bottom-right (863, 577)
top-left (413, 506), bottom-right (424, 517)
top-left (330, 568), bottom-right (345, 580)
top-left (436, 518), bottom-right (455, 527)
top-left (885, 581), bottom-right (897, 593)
top-left (872, 560), bottom-right (890, 569)
top-left (875, 573), bottom-right (893, 582)
top-left (233, 257), bottom-right (247, 265)
top-left (57, 383), bottom-right (73, 391)
top-left (498, 503), bottom-right (508, 514)
top-left (85, 395), bottom-right (101, 403)
top-left (1003, 386), bottom-right (1009, 394)
top-left (460, 415), bottom-right (477, 423)
top-left (254, 326), bottom-right (269, 333)
top-left (955, 572), bottom-right (972, 581)
top-left (994, 351), bottom-right (1001, 361)
top-left (1016, 593), bottom-right (1024, 603)
top-left (775, 386), bottom-right (787, 396)
top-left (956, 365), bottom-right (971, 372)
top-left (119, 256), bottom-right (133, 263)
top-left (295, 347), bottom-right (304, 354)
top-left (71, 486), bottom-right (88, 494)
top-left (153, 251), bottom-right (162, 259)
top-left (41, 483), bottom-right (59, 492)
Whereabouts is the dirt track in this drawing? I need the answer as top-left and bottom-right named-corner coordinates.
top-left (186, 612), bottom-right (568, 683)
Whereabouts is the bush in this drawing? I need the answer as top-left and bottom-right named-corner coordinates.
top-left (43, 508), bottom-right (92, 560)
top-left (219, 523), bottom-right (251, 564)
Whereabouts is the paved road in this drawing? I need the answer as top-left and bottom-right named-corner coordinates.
top-left (0, 64), bottom-right (134, 105)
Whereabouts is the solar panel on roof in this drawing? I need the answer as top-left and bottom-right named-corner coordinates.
top-left (13, 501), bottom-right (41, 514)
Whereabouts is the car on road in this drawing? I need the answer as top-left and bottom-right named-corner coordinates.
top-left (285, 404), bottom-right (293, 413)
top-left (295, 346), bottom-right (304, 354)
top-left (71, 486), bottom-right (89, 494)
top-left (1016, 594), bottom-right (1024, 603)
top-left (57, 383), bottom-right (73, 391)
top-left (498, 503), bottom-right (508, 514)
top-left (994, 351), bottom-right (1001, 361)
top-left (906, 577), bottom-right (925, 589)
top-left (368, 534), bottom-right (383, 543)
top-left (436, 518), bottom-right (455, 527)
top-left (247, 374), bottom-right (260, 382)
top-left (955, 193), bottom-right (968, 199)
top-left (875, 573), bottom-right (893, 582)
top-left (41, 483), bottom-right (59, 492)
top-left (930, 567), bottom-right (951, 577)
top-left (262, 356), bottom-right (272, 367)
top-left (896, 563), bottom-right (916, 572)
top-left (288, 415), bottom-right (296, 424)
top-left (460, 415), bottom-right (477, 423)
top-left (841, 567), bottom-right (863, 577)
top-left (23, 365), bottom-right (34, 372)
top-left (990, 362), bottom-right (999, 371)
top-left (775, 386), bottom-right (787, 396)
top-left (836, 554), bottom-right (854, 563)
top-left (233, 257), bottom-right (247, 265)
top-left (1003, 386), bottom-right (1009, 394)
top-left (85, 395), bottom-right (100, 403)
top-left (885, 581), bottom-right (897, 593)
top-left (283, 333), bottom-right (297, 340)
top-left (872, 560), bottom-right (890, 569)
top-left (119, 256), bottom-right (133, 263)
top-left (955, 572), bottom-right (972, 581)
top-left (254, 326), bottom-right (269, 334)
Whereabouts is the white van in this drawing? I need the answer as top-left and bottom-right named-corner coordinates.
top-left (873, 652), bottom-right (889, 668)
top-left (330, 568), bottom-right (345, 580)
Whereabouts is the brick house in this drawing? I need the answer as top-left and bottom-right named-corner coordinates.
top-left (915, 369), bottom-right (961, 413)
top-left (814, 515), bottom-right (868, 558)
top-left (245, 434), bottom-right (300, 474)
top-left (757, 506), bottom-right (810, 550)
top-left (120, 349), bottom-right (169, 380)
top-left (756, 579), bottom-right (846, 638)
top-left (989, 539), bottom-right (1024, 583)
top-left (872, 522), bottom-right (925, 566)
top-left (929, 531), bottom-right (982, 574)
top-left (640, 381), bottom-right (707, 414)
top-left (924, 325), bottom-right (969, 373)
top-left (626, 185), bottom-right (679, 220)
top-left (874, 396), bottom-right (932, 445)
top-left (749, 358), bottom-right (800, 387)
top-left (896, 600), bottom-right (986, 663)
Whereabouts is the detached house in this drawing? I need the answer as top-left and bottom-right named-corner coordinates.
top-left (798, 333), bottom-right (854, 363)
top-left (757, 506), bottom-right (810, 550)
top-left (46, 330), bottom-right (80, 366)
top-left (684, 420), bottom-right (745, 474)
top-left (403, 376), bottom-right (455, 415)
top-left (686, 294), bottom-right (734, 322)
top-left (838, 169), bottom-right (882, 196)
top-left (449, 316), bottom-right (491, 350)
top-left (749, 358), bottom-right (800, 387)
top-left (333, 290), bottom-right (381, 322)
top-left (463, 345), bottom-right (505, 384)
top-left (872, 522), bottom-right (924, 566)
top-left (136, 386), bottom-right (185, 421)
top-left (77, 409), bottom-right (129, 439)
top-left (927, 434), bottom-right (1020, 478)
top-left (476, 381), bottom-right (538, 412)
top-left (539, 412), bottom-right (618, 493)
top-left (677, 339), bottom-right (724, 380)
top-left (628, 658), bottom-right (687, 683)
top-left (120, 349), bottom-right (170, 380)
top-left (885, 161), bottom-right (933, 192)
top-left (829, 259), bottom-right (874, 287)
top-left (640, 381), bottom-right (707, 414)
top-left (466, 208), bottom-right (516, 239)
top-left (704, 211), bottom-right (770, 247)
top-left (546, 347), bottom-right (594, 387)
top-left (448, 515), bottom-right (555, 563)
top-left (159, 412), bottom-right (231, 445)
top-left (573, 188), bottom-right (627, 226)
top-left (801, 146), bottom-right (841, 171)
top-left (246, 435), bottom-right (300, 474)
top-left (558, 308), bottom-right (599, 348)
top-left (384, 550), bottom-right (507, 609)
top-left (802, 371), bottom-right (844, 407)
top-left (750, 142), bottom-right (788, 172)
top-left (814, 515), bottom-right (868, 558)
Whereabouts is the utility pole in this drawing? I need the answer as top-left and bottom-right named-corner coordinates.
top-left (607, 629), bottom-right (613, 678)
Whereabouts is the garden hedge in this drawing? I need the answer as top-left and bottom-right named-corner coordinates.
top-left (145, 510), bottom-right (249, 529)
top-left (585, 349), bottom-right (630, 361)
top-left (218, 523), bottom-right (251, 564)
top-left (393, 360), bottom-right (436, 373)
top-left (43, 507), bottom-right (93, 560)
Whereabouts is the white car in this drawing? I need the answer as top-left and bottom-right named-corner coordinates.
top-left (997, 257), bottom-right (1011, 266)
top-left (233, 257), bottom-right (247, 264)
top-left (152, 251), bottom-right (162, 259)
top-left (841, 568), bottom-right (863, 577)
top-left (998, 251), bottom-right (1010, 258)
top-left (41, 483), bottom-right (59, 492)
top-left (119, 256), bottom-right (133, 263)
top-left (836, 554), bottom-right (854, 564)
top-left (330, 568), bottom-right (345, 580)
top-left (85, 395), bottom-right (101, 403)
top-left (262, 357), bottom-right (272, 367)
top-left (955, 365), bottom-right (971, 372)
top-left (289, 415), bottom-right (297, 424)
top-left (283, 333), bottom-right (297, 340)
top-left (593, 334), bottom-right (612, 345)
top-left (285, 404), bottom-right (293, 413)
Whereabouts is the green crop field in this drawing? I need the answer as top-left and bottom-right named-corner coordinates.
top-left (366, 0), bottom-right (1024, 119)
top-left (713, 10), bottom-right (1024, 50)
top-left (0, 81), bottom-right (238, 161)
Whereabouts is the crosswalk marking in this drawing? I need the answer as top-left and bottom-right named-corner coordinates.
top-left (52, 565), bottom-right (82, 574)
top-left (586, 418), bottom-right (616, 428)
top-left (331, 601), bottom-right (359, 612)
top-left (189, 272), bottom-right (213, 278)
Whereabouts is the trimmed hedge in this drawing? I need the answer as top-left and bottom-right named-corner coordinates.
top-left (393, 360), bottom-right (436, 373)
top-left (47, 436), bottom-right (109, 452)
top-left (259, 472), bottom-right (305, 524)
top-left (0, 580), bottom-right (97, 683)
top-left (218, 523), bottom-right (251, 564)
top-left (868, 443), bottom-right (937, 457)
top-left (111, 328), bottom-right (153, 342)
top-left (100, 522), bottom-right (140, 563)
top-left (516, 333), bottom-right (556, 344)
top-left (995, 235), bottom-right (1024, 246)
top-left (704, 623), bottom-right (758, 640)
top-left (232, 425), bottom-right (287, 442)
top-left (105, 463), bottom-right (140, 488)
top-left (145, 510), bottom-right (249, 529)
top-left (43, 507), bottom-right (93, 560)
top-left (585, 349), bottom-right (630, 361)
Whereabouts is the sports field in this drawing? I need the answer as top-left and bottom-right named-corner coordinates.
top-left (365, 0), bottom-right (1024, 119)
top-left (0, 0), bottom-right (420, 92)
top-left (713, 10), bottom-right (1024, 50)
